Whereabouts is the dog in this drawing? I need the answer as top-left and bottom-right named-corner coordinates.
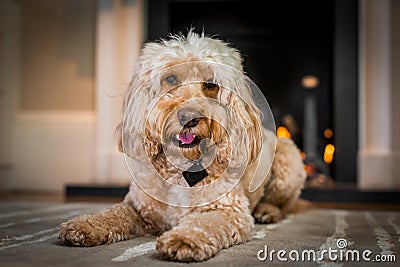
top-left (59, 31), bottom-right (306, 262)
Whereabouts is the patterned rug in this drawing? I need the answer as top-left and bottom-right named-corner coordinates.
top-left (0, 201), bottom-right (399, 266)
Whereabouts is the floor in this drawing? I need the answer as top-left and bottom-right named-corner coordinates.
top-left (0, 196), bottom-right (399, 267)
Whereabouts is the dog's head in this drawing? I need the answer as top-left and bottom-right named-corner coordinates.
top-left (117, 31), bottom-right (263, 185)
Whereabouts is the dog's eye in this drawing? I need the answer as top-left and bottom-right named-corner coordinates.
top-left (165, 74), bottom-right (178, 85)
top-left (204, 78), bottom-right (217, 89)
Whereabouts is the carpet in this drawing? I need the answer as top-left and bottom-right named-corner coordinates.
top-left (0, 201), bottom-right (399, 266)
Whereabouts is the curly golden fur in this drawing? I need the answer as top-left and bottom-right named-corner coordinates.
top-left (59, 31), bottom-right (306, 262)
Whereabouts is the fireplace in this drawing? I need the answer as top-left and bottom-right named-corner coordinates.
top-left (147, 0), bottom-right (359, 186)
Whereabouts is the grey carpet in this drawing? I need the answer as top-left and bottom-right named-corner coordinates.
top-left (0, 201), bottom-right (399, 266)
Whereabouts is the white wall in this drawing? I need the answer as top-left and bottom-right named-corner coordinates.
top-left (359, 0), bottom-right (400, 190)
top-left (20, 0), bottom-right (95, 111)
top-left (94, 0), bottom-right (144, 184)
top-left (10, 111), bottom-right (95, 191)
top-left (0, 0), bottom-right (144, 192)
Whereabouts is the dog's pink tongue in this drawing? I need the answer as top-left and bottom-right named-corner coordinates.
top-left (179, 132), bottom-right (195, 144)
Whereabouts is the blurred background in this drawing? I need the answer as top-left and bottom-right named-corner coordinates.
top-left (0, 0), bottom-right (399, 203)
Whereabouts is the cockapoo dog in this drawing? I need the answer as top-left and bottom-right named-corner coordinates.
top-left (59, 31), bottom-right (306, 262)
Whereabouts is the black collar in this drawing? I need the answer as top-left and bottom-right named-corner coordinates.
top-left (182, 161), bottom-right (209, 187)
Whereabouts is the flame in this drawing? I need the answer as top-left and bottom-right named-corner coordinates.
top-left (301, 75), bottom-right (320, 89)
top-left (324, 128), bottom-right (333, 139)
top-left (304, 164), bottom-right (313, 175)
top-left (277, 126), bottom-right (291, 139)
top-left (323, 144), bottom-right (335, 164)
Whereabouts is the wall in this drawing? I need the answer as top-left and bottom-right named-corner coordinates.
top-left (20, 0), bottom-right (95, 111)
top-left (0, 0), bottom-right (21, 189)
top-left (11, 111), bottom-right (95, 191)
top-left (94, 0), bottom-right (144, 184)
top-left (5, 0), bottom-right (96, 192)
top-left (0, 0), bottom-right (144, 192)
top-left (393, 0), bottom-right (400, 154)
top-left (359, 0), bottom-right (400, 190)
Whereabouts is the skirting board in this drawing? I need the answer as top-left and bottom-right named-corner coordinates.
top-left (65, 184), bottom-right (400, 203)
top-left (358, 152), bottom-right (400, 190)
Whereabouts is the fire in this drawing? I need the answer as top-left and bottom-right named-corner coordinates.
top-left (323, 144), bottom-right (335, 164)
top-left (276, 126), bottom-right (291, 139)
top-left (304, 164), bottom-right (313, 175)
top-left (324, 128), bottom-right (333, 139)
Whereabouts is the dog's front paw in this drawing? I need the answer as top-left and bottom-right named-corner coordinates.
top-left (156, 229), bottom-right (217, 262)
top-left (253, 203), bottom-right (283, 224)
top-left (59, 215), bottom-right (109, 246)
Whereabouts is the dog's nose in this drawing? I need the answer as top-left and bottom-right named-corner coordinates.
top-left (177, 108), bottom-right (202, 127)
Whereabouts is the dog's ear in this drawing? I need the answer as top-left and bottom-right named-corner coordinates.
top-left (225, 75), bottom-right (277, 193)
top-left (223, 73), bottom-right (263, 167)
top-left (244, 104), bottom-right (263, 164)
top-left (116, 67), bottom-right (154, 160)
top-left (115, 122), bottom-right (123, 153)
top-left (228, 97), bottom-right (263, 166)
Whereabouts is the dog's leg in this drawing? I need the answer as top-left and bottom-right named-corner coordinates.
top-left (59, 202), bottom-right (149, 246)
top-left (253, 138), bottom-right (306, 224)
top-left (156, 206), bottom-right (254, 262)
top-left (253, 202), bottom-right (283, 223)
